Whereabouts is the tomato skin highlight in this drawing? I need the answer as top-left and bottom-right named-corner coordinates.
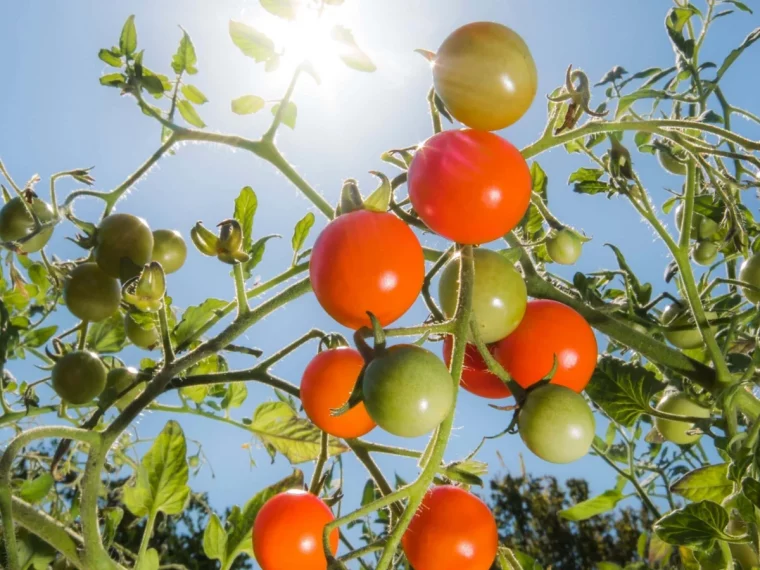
top-left (493, 299), bottom-right (597, 392)
top-left (252, 490), bottom-right (338, 570)
top-left (442, 336), bottom-right (511, 399)
top-left (310, 209), bottom-right (424, 330)
top-left (433, 22), bottom-right (537, 131)
top-left (402, 485), bottom-right (498, 570)
top-left (408, 129), bottom-right (531, 245)
top-left (301, 348), bottom-right (376, 439)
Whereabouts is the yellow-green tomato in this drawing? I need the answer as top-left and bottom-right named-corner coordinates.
top-left (546, 229), bottom-right (583, 265)
top-left (661, 303), bottom-right (716, 350)
top-left (438, 248), bottom-right (527, 344)
top-left (63, 263), bottom-right (121, 322)
top-left (151, 229), bottom-right (187, 274)
top-left (51, 351), bottom-right (107, 405)
top-left (692, 241), bottom-right (719, 266)
top-left (124, 313), bottom-right (160, 350)
top-left (94, 213), bottom-right (154, 279)
top-left (697, 217), bottom-right (719, 241)
top-left (654, 392), bottom-right (710, 445)
top-left (0, 196), bottom-right (55, 253)
top-left (432, 22), bottom-right (537, 131)
top-left (739, 253), bottom-right (760, 304)
top-left (658, 145), bottom-right (688, 176)
top-left (100, 367), bottom-right (141, 411)
top-left (517, 384), bottom-right (595, 464)
top-left (362, 345), bottom-right (454, 438)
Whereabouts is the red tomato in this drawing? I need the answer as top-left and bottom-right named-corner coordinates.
top-left (493, 300), bottom-right (597, 392)
top-left (253, 490), bottom-right (338, 570)
top-left (301, 348), bottom-right (376, 439)
top-left (442, 336), bottom-right (511, 399)
top-left (408, 129), bottom-right (531, 245)
top-left (402, 485), bottom-right (498, 570)
top-left (310, 210), bottom-right (425, 329)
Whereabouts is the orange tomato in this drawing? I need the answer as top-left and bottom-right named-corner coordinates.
top-left (253, 490), bottom-right (338, 570)
top-left (402, 485), bottom-right (498, 570)
top-left (301, 348), bottom-right (376, 439)
top-left (442, 336), bottom-right (511, 399)
top-left (493, 299), bottom-right (597, 392)
top-left (408, 129), bottom-right (531, 245)
top-left (310, 209), bottom-right (425, 329)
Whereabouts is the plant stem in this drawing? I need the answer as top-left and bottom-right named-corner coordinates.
top-left (309, 431), bottom-right (329, 495)
top-left (233, 262), bottom-right (249, 316)
top-left (136, 511), bottom-right (157, 564)
top-left (77, 321), bottom-right (89, 350)
top-left (158, 302), bottom-right (175, 365)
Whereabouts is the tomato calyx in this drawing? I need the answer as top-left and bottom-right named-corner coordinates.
top-left (336, 172), bottom-right (392, 216)
top-left (318, 333), bottom-right (350, 352)
top-left (608, 135), bottom-right (634, 180)
top-left (190, 220), bottom-right (250, 264)
top-left (548, 66), bottom-right (608, 133)
top-left (122, 261), bottom-right (166, 312)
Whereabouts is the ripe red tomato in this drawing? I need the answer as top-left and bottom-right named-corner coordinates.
top-left (301, 348), bottom-right (376, 439)
top-left (253, 490), bottom-right (338, 570)
top-left (442, 336), bottom-right (510, 399)
top-left (408, 129), bottom-right (531, 245)
top-left (493, 300), bottom-right (597, 392)
top-left (310, 210), bottom-right (424, 329)
top-left (402, 485), bottom-right (498, 570)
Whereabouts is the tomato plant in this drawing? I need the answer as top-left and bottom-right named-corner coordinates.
top-left (442, 336), bottom-right (511, 399)
top-left (51, 351), bottom-right (107, 405)
top-left (94, 213), bottom-right (154, 279)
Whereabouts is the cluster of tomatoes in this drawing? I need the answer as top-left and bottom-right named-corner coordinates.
top-left (253, 22), bottom-right (601, 570)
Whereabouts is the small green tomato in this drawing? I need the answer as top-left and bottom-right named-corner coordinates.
top-left (546, 229), bottom-right (583, 265)
top-left (654, 392), bottom-right (710, 445)
top-left (739, 253), bottom-right (760, 304)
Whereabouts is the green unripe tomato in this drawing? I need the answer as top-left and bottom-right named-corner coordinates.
top-left (100, 367), bottom-right (141, 411)
top-left (94, 213), bottom-right (154, 279)
top-left (124, 313), bottom-right (160, 350)
top-left (661, 303), bottom-right (717, 350)
top-left (726, 518), bottom-right (760, 570)
top-left (189, 455), bottom-right (200, 468)
top-left (438, 248), bottom-right (527, 344)
top-left (697, 217), bottom-right (720, 241)
top-left (63, 263), bottom-right (121, 322)
top-left (692, 241), bottom-right (719, 266)
top-left (51, 351), bottom-right (107, 405)
top-left (658, 145), bottom-right (688, 176)
top-left (739, 254), bottom-right (760, 304)
top-left (0, 195), bottom-right (55, 253)
top-left (362, 345), bottom-right (454, 438)
top-left (151, 229), bottom-right (187, 274)
top-left (546, 229), bottom-right (583, 265)
top-left (518, 384), bottom-right (595, 464)
top-left (654, 392), bottom-right (710, 445)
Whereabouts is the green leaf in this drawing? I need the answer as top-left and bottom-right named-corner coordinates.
top-left (568, 168), bottom-right (603, 184)
top-left (585, 356), bottom-right (666, 427)
top-left (99, 73), bottom-right (127, 88)
top-left (499, 249), bottom-right (523, 265)
top-left (140, 74), bottom-right (165, 96)
top-left (172, 298), bottom-right (228, 347)
top-left (172, 28), bottom-right (198, 75)
top-left (22, 325), bottom-right (57, 348)
top-left (177, 100), bottom-right (205, 128)
top-left (291, 213), bottom-right (315, 257)
top-left (572, 180), bottom-right (610, 196)
top-left (136, 548), bottom-right (159, 570)
top-left (181, 84), bottom-right (207, 105)
top-left (18, 473), bottom-right (54, 504)
top-left (559, 490), bottom-right (625, 521)
top-left (716, 27), bottom-right (760, 81)
top-left (119, 15), bottom-right (137, 56)
top-left (605, 243), bottom-right (652, 305)
top-left (260, 0), bottom-right (300, 19)
top-left (231, 95), bottom-right (265, 115)
top-left (331, 25), bottom-right (376, 72)
top-left (243, 235), bottom-right (280, 278)
top-left (741, 477), bottom-right (760, 507)
top-left (229, 21), bottom-right (275, 63)
top-left (234, 187), bottom-right (258, 251)
top-left (181, 384), bottom-right (209, 404)
top-left (221, 383), bottom-right (248, 409)
top-left (271, 102), bottom-right (297, 129)
top-left (440, 459), bottom-right (488, 487)
top-left (654, 500), bottom-right (731, 551)
top-left (226, 470), bottom-right (304, 561)
top-left (98, 48), bottom-right (123, 67)
top-left (496, 546), bottom-right (526, 570)
top-left (122, 420), bottom-right (191, 518)
top-left (596, 564), bottom-right (622, 570)
top-left (671, 464), bottom-right (732, 503)
top-left (102, 507), bottom-right (123, 548)
top-left (87, 313), bottom-right (127, 353)
top-left (249, 401), bottom-right (347, 464)
top-left (615, 88), bottom-right (665, 119)
top-left (203, 513), bottom-right (227, 562)
top-left (724, 0), bottom-right (752, 14)
top-left (648, 533), bottom-right (674, 566)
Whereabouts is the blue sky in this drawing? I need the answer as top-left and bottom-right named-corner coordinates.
top-left (2, 0), bottom-right (760, 565)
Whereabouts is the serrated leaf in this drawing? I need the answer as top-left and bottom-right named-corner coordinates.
top-left (99, 73), bottom-right (127, 88)
top-left (102, 507), bottom-right (123, 548)
top-left (23, 325), bottom-right (57, 348)
top-left (234, 186), bottom-right (258, 251)
top-left (742, 477), bottom-right (760, 507)
top-left (177, 100), bottom-right (205, 128)
top-left (98, 48), bottom-right (123, 67)
top-left (231, 95), bottom-right (265, 115)
top-left (585, 356), bottom-right (666, 427)
top-left (670, 464), bottom-right (732, 503)
top-left (615, 88), bottom-right (666, 119)
top-left (249, 401), bottom-right (347, 464)
top-left (261, 0), bottom-right (300, 19)
top-left (120, 15), bottom-right (137, 56)
top-left (87, 313), bottom-right (127, 353)
top-left (271, 102), bottom-right (297, 129)
top-left (573, 180), bottom-right (610, 196)
top-left (221, 383), bottom-right (248, 409)
top-left (648, 533), bottom-right (673, 565)
top-left (331, 25), bottom-right (376, 72)
top-left (559, 490), bottom-right (625, 521)
top-left (122, 420), bottom-right (190, 518)
top-left (441, 459), bottom-right (488, 487)
top-left (203, 513), bottom-right (227, 562)
top-left (181, 84), bottom-right (207, 104)
top-left (654, 500), bottom-right (730, 551)
top-left (243, 235), bottom-right (280, 278)
top-left (181, 384), bottom-right (209, 404)
top-left (291, 212), bottom-right (315, 257)
top-left (172, 28), bottom-right (198, 75)
top-left (716, 27), bottom-right (760, 82)
top-left (595, 66), bottom-right (628, 86)
top-left (18, 473), bottom-right (54, 504)
top-left (229, 21), bottom-right (275, 63)
top-left (568, 168), bottom-right (603, 184)
top-left (173, 298), bottom-right (228, 347)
